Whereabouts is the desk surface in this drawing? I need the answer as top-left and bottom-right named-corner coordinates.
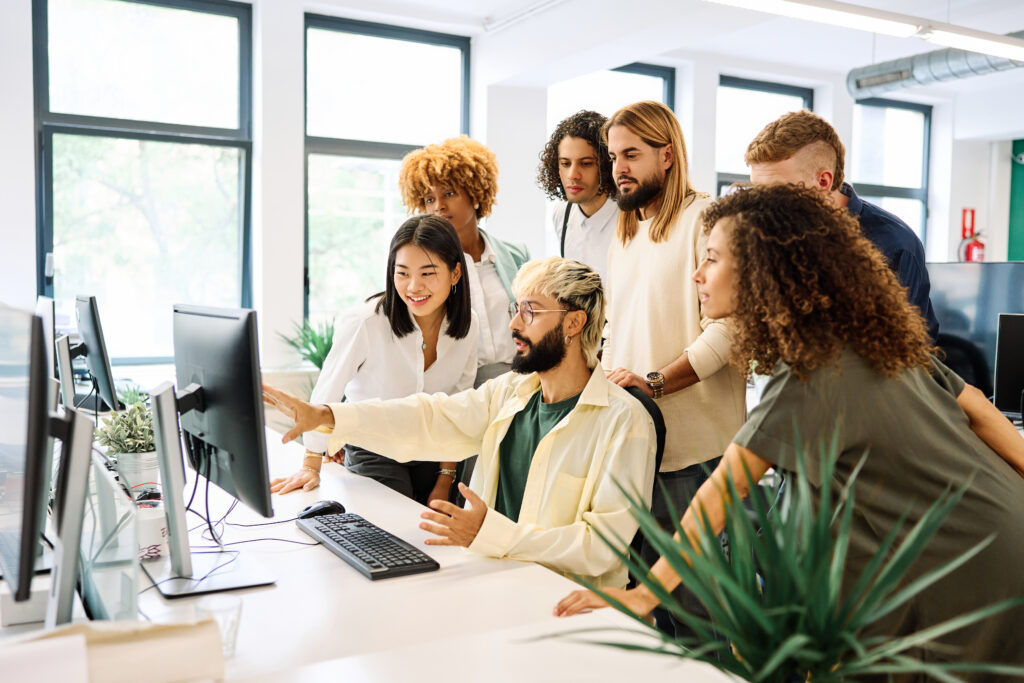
top-left (135, 429), bottom-right (730, 682)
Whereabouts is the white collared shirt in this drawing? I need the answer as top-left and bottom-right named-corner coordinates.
top-left (464, 234), bottom-right (516, 366)
top-left (549, 196), bottom-right (618, 287)
top-left (303, 300), bottom-right (479, 455)
top-left (327, 365), bottom-right (657, 589)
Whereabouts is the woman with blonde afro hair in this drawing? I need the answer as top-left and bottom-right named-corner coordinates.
top-left (400, 135), bottom-right (530, 387)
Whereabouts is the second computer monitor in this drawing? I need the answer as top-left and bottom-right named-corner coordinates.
top-left (74, 295), bottom-right (121, 412)
top-left (0, 306), bottom-right (50, 602)
top-left (994, 313), bottom-right (1024, 421)
top-left (172, 304), bottom-right (273, 518)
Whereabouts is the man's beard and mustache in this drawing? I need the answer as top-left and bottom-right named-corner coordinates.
top-left (616, 172), bottom-right (664, 212)
top-left (511, 324), bottom-right (567, 374)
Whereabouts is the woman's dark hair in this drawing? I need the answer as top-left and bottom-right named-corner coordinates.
top-left (701, 184), bottom-right (934, 381)
top-left (372, 215), bottom-right (472, 339)
top-left (537, 110), bottom-right (616, 200)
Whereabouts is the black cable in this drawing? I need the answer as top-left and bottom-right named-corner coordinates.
top-left (138, 549), bottom-right (241, 595)
top-left (227, 517), bottom-right (300, 527)
top-left (74, 380), bottom-right (96, 410)
top-left (192, 537), bottom-right (320, 548)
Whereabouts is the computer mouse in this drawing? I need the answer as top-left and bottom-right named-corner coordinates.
top-left (297, 500), bottom-right (346, 519)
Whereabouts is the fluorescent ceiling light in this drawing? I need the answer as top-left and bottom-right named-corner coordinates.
top-left (704, 0), bottom-right (1024, 62)
top-left (704, 0), bottom-right (920, 37)
top-left (920, 28), bottom-right (1024, 62)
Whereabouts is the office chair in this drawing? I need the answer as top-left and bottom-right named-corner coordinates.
top-left (936, 333), bottom-right (993, 399)
top-left (623, 386), bottom-right (665, 586)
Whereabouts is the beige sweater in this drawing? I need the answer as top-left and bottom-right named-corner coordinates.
top-left (602, 195), bottom-right (747, 471)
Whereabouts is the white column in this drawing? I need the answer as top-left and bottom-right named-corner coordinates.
top-left (0, 0), bottom-right (38, 310)
top-left (251, 0), bottom-right (305, 368)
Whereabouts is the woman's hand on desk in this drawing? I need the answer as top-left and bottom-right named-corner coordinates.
top-left (262, 384), bottom-right (335, 443)
top-left (553, 585), bottom-right (659, 618)
top-left (270, 469), bottom-right (320, 494)
top-left (419, 483), bottom-right (487, 547)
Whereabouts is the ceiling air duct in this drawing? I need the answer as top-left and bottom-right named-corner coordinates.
top-left (847, 30), bottom-right (1024, 99)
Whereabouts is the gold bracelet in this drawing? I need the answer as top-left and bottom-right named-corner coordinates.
top-left (303, 450), bottom-right (322, 460)
top-left (301, 465), bottom-right (321, 477)
top-left (438, 467), bottom-right (457, 479)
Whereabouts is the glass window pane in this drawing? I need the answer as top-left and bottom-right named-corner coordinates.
top-left (716, 86), bottom-right (808, 175)
top-left (48, 0), bottom-right (239, 128)
top-left (547, 70), bottom-right (665, 133)
top-left (860, 196), bottom-right (925, 239)
top-left (51, 134), bottom-right (243, 360)
top-left (307, 155), bottom-right (405, 324)
top-left (852, 105), bottom-right (925, 188)
top-left (307, 29), bottom-right (463, 144)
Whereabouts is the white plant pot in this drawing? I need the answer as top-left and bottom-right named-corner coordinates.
top-left (115, 450), bottom-right (160, 494)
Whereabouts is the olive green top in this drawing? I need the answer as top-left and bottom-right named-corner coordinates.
top-left (734, 349), bottom-right (1024, 667)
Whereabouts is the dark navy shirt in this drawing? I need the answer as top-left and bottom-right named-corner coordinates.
top-left (842, 183), bottom-right (940, 342)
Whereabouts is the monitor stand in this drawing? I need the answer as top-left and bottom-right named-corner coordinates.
top-left (147, 381), bottom-right (274, 599)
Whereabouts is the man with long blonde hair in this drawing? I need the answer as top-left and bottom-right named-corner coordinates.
top-left (601, 100), bottom-right (746, 639)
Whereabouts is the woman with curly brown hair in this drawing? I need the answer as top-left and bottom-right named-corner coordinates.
top-left (555, 184), bottom-right (1024, 671)
top-left (399, 136), bottom-right (529, 386)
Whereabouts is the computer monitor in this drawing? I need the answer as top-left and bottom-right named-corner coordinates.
top-left (994, 313), bottom-right (1024, 421)
top-left (927, 261), bottom-right (1024, 396)
top-left (73, 295), bottom-right (122, 412)
top-left (34, 296), bottom-right (56, 382)
top-left (0, 306), bottom-right (50, 602)
top-left (145, 304), bottom-right (275, 598)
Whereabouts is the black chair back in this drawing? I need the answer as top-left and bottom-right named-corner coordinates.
top-left (623, 386), bottom-right (666, 583)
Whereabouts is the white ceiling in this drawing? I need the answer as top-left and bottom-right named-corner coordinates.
top-left (306, 0), bottom-right (1024, 94)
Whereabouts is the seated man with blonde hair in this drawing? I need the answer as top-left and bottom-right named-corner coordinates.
top-left (264, 257), bottom-right (656, 589)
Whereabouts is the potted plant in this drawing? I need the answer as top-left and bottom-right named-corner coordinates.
top-left (96, 402), bottom-right (158, 493)
top-left (279, 319), bottom-right (335, 370)
top-left (570, 441), bottom-right (1024, 681)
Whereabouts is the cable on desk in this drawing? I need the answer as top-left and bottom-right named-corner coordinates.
top-left (138, 549), bottom-right (242, 595)
top-left (191, 537), bottom-right (320, 548)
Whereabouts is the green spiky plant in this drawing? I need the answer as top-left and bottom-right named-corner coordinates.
top-left (279, 319), bottom-right (335, 370)
top-left (117, 382), bottom-right (148, 407)
top-left (95, 402), bottom-right (155, 454)
top-left (569, 435), bottom-right (1024, 682)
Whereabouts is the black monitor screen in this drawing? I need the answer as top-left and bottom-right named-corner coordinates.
top-left (172, 305), bottom-right (273, 518)
top-left (74, 296), bottom-right (120, 412)
top-left (0, 306), bottom-right (49, 601)
top-left (926, 262), bottom-right (1024, 395)
top-left (994, 314), bottom-right (1024, 418)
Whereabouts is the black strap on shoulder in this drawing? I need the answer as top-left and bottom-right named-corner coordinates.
top-left (560, 202), bottom-right (573, 258)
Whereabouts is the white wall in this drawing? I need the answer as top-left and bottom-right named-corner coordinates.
top-left (0, 0), bottom-right (38, 311)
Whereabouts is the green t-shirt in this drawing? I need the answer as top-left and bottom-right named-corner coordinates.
top-left (494, 389), bottom-right (581, 522)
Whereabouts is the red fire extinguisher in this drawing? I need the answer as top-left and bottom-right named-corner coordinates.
top-left (959, 208), bottom-right (985, 262)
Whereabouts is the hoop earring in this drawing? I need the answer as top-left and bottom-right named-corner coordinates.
top-left (451, 283), bottom-right (457, 295)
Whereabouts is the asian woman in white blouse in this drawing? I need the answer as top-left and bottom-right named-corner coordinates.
top-left (272, 215), bottom-right (479, 505)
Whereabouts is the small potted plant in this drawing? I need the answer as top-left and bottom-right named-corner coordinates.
top-left (96, 402), bottom-right (158, 493)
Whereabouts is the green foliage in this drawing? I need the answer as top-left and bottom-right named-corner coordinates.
top-left (117, 382), bottom-right (148, 406)
top-left (95, 402), bottom-right (155, 454)
top-left (572, 437), bottom-right (1024, 682)
top-left (279, 319), bottom-right (335, 370)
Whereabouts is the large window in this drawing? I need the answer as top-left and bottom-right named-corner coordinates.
top-left (851, 98), bottom-right (931, 241)
top-left (715, 76), bottom-right (814, 195)
top-left (305, 16), bottom-right (469, 324)
top-left (34, 0), bottom-right (252, 362)
top-left (546, 63), bottom-right (675, 134)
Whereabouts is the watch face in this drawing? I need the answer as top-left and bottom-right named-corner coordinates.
top-left (646, 372), bottom-right (664, 385)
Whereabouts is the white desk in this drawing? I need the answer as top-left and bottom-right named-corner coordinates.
top-left (136, 429), bottom-right (730, 681)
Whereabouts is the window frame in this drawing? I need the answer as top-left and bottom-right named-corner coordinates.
top-left (32, 0), bottom-right (254, 364)
top-left (302, 14), bottom-right (470, 320)
top-left (715, 75), bottom-right (814, 196)
top-left (612, 62), bottom-right (676, 110)
top-left (851, 97), bottom-right (932, 243)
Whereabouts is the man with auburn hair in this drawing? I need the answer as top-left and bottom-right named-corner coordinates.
top-left (263, 257), bottom-right (656, 589)
top-left (600, 100), bottom-right (747, 637)
top-left (537, 110), bottom-right (618, 285)
top-left (746, 109), bottom-right (939, 341)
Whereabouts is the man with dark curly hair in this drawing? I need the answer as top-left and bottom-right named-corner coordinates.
top-left (537, 110), bottom-right (618, 284)
top-left (745, 109), bottom-right (939, 342)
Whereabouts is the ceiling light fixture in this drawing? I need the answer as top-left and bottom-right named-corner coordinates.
top-left (703, 0), bottom-right (1024, 62)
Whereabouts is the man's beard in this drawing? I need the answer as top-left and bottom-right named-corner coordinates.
top-left (616, 172), bottom-right (664, 212)
top-left (510, 324), bottom-right (567, 374)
